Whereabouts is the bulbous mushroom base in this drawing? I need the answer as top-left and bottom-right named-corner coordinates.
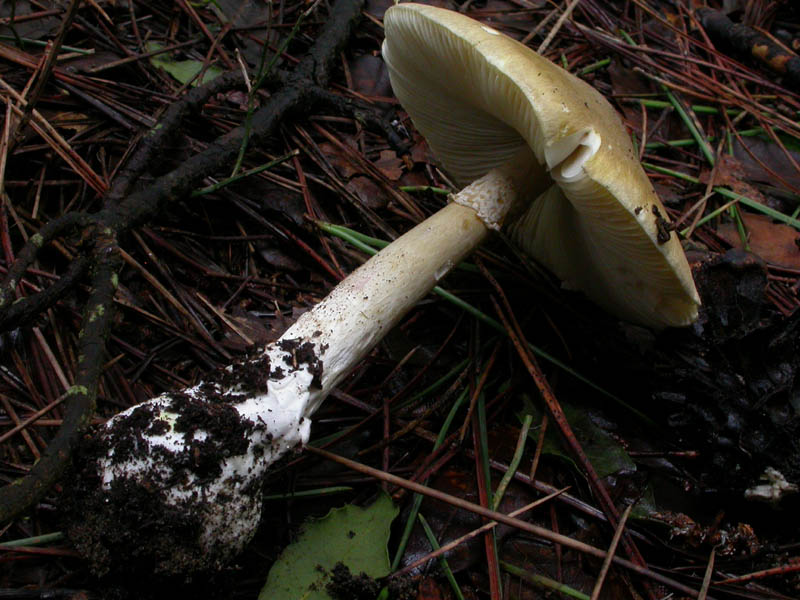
top-left (65, 461), bottom-right (264, 576)
top-left (64, 347), bottom-right (316, 576)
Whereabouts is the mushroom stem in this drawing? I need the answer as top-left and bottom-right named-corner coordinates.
top-left (287, 168), bottom-right (518, 412)
top-left (70, 169), bottom-right (518, 575)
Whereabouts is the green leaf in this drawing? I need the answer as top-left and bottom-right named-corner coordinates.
top-left (629, 482), bottom-right (659, 520)
top-left (258, 492), bottom-right (398, 600)
top-left (146, 42), bottom-right (222, 86)
top-left (520, 397), bottom-right (635, 478)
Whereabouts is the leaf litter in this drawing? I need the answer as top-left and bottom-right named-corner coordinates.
top-left (0, 1), bottom-right (800, 599)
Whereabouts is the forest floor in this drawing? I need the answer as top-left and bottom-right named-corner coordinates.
top-left (1, 0), bottom-right (800, 599)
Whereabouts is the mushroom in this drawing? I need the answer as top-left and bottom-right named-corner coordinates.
top-left (69, 3), bottom-right (700, 575)
top-left (69, 175), bottom-right (517, 575)
top-left (382, 2), bottom-right (700, 327)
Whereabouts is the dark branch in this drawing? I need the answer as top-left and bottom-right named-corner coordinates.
top-left (105, 70), bottom-right (248, 205)
top-left (0, 256), bottom-right (91, 331)
top-left (0, 233), bottom-right (119, 522)
top-left (0, 0), bottom-right (365, 524)
top-left (697, 8), bottom-right (800, 88)
top-left (0, 212), bottom-right (94, 325)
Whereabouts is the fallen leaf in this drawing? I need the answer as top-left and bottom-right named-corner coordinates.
top-left (257, 246), bottom-right (306, 272)
top-left (220, 307), bottom-right (274, 350)
top-left (399, 170), bottom-right (430, 189)
top-left (520, 399), bottom-right (636, 478)
top-left (0, 1), bottom-right (60, 40)
top-left (481, 1), bottom-right (546, 39)
top-left (258, 493), bottom-right (398, 600)
top-left (349, 54), bottom-right (392, 98)
top-left (375, 149), bottom-right (404, 180)
top-left (319, 141), bottom-right (360, 179)
top-left (364, 0), bottom-right (395, 19)
top-left (147, 42), bottom-right (222, 87)
top-left (718, 212), bottom-right (800, 269)
top-left (733, 135), bottom-right (800, 191)
top-left (347, 175), bottom-right (389, 209)
top-left (409, 132), bottom-right (433, 164)
top-left (47, 111), bottom-right (91, 134)
top-left (253, 182), bottom-right (307, 226)
top-left (219, 89), bottom-right (249, 110)
top-left (59, 49), bottom-right (120, 73)
top-left (214, 0), bottom-right (275, 66)
top-left (699, 154), bottom-right (769, 206)
top-left (402, 465), bottom-right (536, 574)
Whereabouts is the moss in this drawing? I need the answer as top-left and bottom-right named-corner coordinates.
top-left (88, 304), bottom-right (105, 322)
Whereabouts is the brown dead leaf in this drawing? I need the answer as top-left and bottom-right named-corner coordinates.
top-left (215, 0), bottom-right (276, 66)
top-left (0, 1), bottom-right (60, 40)
top-left (409, 132), bottom-right (433, 164)
top-left (59, 49), bottom-right (123, 73)
top-left (733, 136), bottom-right (800, 191)
top-left (48, 111), bottom-right (91, 134)
top-left (608, 60), bottom-right (658, 135)
top-left (220, 307), bottom-right (274, 350)
top-left (346, 175), bottom-right (389, 209)
top-left (269, 305), bottom-right (315, 340)
top-left (219, 89), bottom-right (249, 110)
top-left (399, 170), bottom-right (430, 189)
top-left (375, 149), bottom-right (404, 180)
top-left (718, 212), bottom-right (800, 269)
top-left (402, 463), bottom-right (536, 575)
top-left (608, 59), bottom-right (653, 99)
top-left (652, 181), bottom-right (684, 207)
top-left (478, 1), bottom-right (545, 39)
top-left (700, 154), bottom-right (769, 206)
top-left (501, 537), bottom-right (633, 600)
top-left (250, 182), bottom-right (306, 226)
top-left (318, 141), bottom-right (360, 179)
top-left (349, 54), bottom-right (392, 98)
top-left (257, 246), bottom-right (305, 271)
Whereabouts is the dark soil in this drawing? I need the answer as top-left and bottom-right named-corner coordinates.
top-left (326, 563), bottom-right (382, 600)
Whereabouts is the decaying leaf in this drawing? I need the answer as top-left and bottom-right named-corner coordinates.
top-left (700, 154), bottom-right (769, 206)
top-left (521, 398), bottom-right (636, 479)
top-left (347, 175), bottom-right (389, 209)
top-left (650, 511), bottom-right (761, 556)
top-left (374, 149), bottom-right (403, 181)
top-left (348, 54), bottom-right (392, 98)
top-left (718, 212), bottom-right (800, 269)
top-left (147, 42), bottom-right (222, 87)
top-left (733, 135), bottom-right (800, 191)
top-left (320, 140), bottom-right (361, 179)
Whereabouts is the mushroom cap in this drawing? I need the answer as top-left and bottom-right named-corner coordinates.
top-left (382, 3), bottom-right (700, 328)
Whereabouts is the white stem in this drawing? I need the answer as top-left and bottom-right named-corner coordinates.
top-left (71, 170), bottom-right (518, 575)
